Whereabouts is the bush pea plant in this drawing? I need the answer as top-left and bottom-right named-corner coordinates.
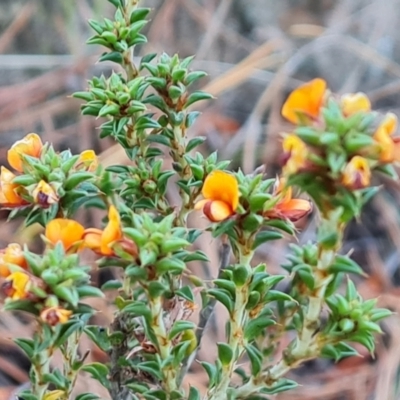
top-left (0, 1), bottom-right (396, 399)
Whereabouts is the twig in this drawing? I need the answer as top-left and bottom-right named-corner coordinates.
top-left (177, 239), bottom-right (231, 386)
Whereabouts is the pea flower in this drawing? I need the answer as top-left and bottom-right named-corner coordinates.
top-left (0, 243), bottom-right (27, 278)
top-left (45, 219), bottom-right (85, 252)
top-left (340, 93), bottom-right (371, 116)
top-left (7, 133), bottom-right (43, 172)
top-left (76, 150), bottom-right (98, 172)
top-left (342, 156), bottom-right (371, 189)
top-left (0, 166), bottom-right (26, 207)
top-left (83, 205), bottom-right (124, 256)
top-left (40, 306), bottom-right (72, 326)
top-left (195, 171), bottom-right (239, 222)
top-left (2, 271), bottom-right (30, 300)
top-left (282, 78), bottom-right (327, 124)
top-left (281, 134), bottom-right (309, 175)
top-left (373, 113), bottom-right (399, 163)
top-left (32, 180), bottom-right (59, 207)
top-left (265, 177), bottom-right (312, 222)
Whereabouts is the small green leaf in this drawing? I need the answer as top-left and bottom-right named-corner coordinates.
top-left (265, 290), bottom-right (295, 303)
top-left (217, 342), bottom-right (233, 365)
top-left (176, 286), bottom-right (195, 302)
top-left (14, 338), bottom-right (34, 359)
top-left (244, 317), bottom-right (275, 341)
top-left (186, 136), bottom-right (206, 153)
top-left (81, 363), bottom-right (110, 389)
top-left (200, 361), bottom-right (217, 387)
top-left (188, 386), bottom-right (201, 400)
top-left (84, 326), bottom-right (111, 352)
top-left (169, 321), bottom-right (196, 340)
top-left (99, 51), bottom-right (123, 64)
top-left (253, 230), bottom-right (283, 249)
top-left (208, 288), bottom-right (234, 314)
top-left (183, 91), bottom-right (213, 108)
top-left (245, 344), bottom-right (263, 376)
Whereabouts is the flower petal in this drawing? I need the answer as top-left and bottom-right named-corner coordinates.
top-left (202, 171), bottom-right (239, 211)
top-left (282, 78), bottom-right (327, 124)
top-left (45, 219), bottom-right (85, 251)
top-left (203, 200), bottom-right (234, 222)
top-left (342, 156), bottom-right (371, 189)
top-left (341, 92), bottom-right (371, 116)
top-left (100, 206), bottom-right (122, 255)
top-left (7, 133), bottom-right (43, 172)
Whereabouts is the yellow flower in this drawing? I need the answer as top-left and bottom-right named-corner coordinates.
top-left (340, 93), bottom-right (371, 116)
top-left (282, 78), bottom-right (327, 124)
top-left (7, 133), bottom-right (43, 172)
top-left (0, 243), bottom-right (27, 278)
top-left (45, 219), bottom-right (85, 251)
top-left (40, 307), bottom-right (72, 326)
top-left (2, 271), bottom-right (30, 300)
top-left (195, 171), bottom-right (239, 222)
top-left (76, 150), bottom-right (98, 172)
top-left (281, 134), bottom-right (308, 175)
top-left (0, 166), bottom-right (26, 207)
top-left (342, 156), bottom-right (371, 189)
top-left (265, 177), bottom-right (312, 222)
top-left (373, 113), bottom-right (398, 163)
top-left (83, 206), bottom-right (123, 256)
top-left (32, 180), bottom-right (58, 207)
top-left (101, 206), bottom-right (123, 255)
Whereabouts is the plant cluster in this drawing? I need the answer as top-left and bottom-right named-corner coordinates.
top-left (0, 2), bottom-right (396, 400)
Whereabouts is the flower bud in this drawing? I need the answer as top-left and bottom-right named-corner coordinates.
top-left (0, 167), bottom-right (27, 207)
top-left (2, 271), bottom-right (30, 300)
top-left (40, 306), bottom-right (72, 326)
top-left (7, 133), bottom-right (43, 172)
top-left (340, 92), bottom-right (371, 116)
top-left (76, 150), bottom-right (98, 172)
top-left (281, 135), bottom-right (308, 175)
top-left (0, 243), bottom-right (27, 278)
top-left (32, 180), bottom-right (58, 207)
top-left (342, 156), bottom-right (371, 189)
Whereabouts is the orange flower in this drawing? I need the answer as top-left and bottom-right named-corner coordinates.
top-left (32, 180), bottom-right (58, 207)
top-left (265, 177), bottom-right (312, 222)
top-left (45, 219), bottom-right (85, 251)
top-left (282, 78), bottom-right (327, 124)
top-left (83, 228), bottom-right (102, 253)
top-left (0, 243), bottom-right (27, 278)
top-left (76, 150), bottom-right (98, 172)
top-left (340, 93), bottom-right (371, 116)
top-left (342, 156), bottom-right (371, 189)
top-left (373, 113), bottom-right (398, 163)
top-left (100, 206), bottom-right (122, 255)
top-left (281, 134), bottom-right (308, 175)
top-left (2, 271), bottom-right (30, 300)
top-left (40, 306), bottom-right (72, 326)
top-left (195, 171), bottom-right (239, 222)
top-left (7, 133), bottom-right (43, 172)
top-left (83, 206), bottom-right (123, 256)
top-left (0, 167), bottom-right (26, 207)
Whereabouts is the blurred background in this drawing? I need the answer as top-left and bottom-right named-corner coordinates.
top-left (2, 0), bottom-right (400, 399)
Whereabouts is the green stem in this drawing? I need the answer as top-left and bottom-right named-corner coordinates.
top-left (236, 212), bottom-right (344, 398)
top-left (208, 248), bottom-right (254, 400)
top-left (61, 330), bottom-right (81, 400)
top-left (31, 328), bottom-right (53, 400)
top-left (149, 294), bottom-right (178, 393)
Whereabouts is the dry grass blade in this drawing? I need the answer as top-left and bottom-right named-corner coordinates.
top-left (0, 2), bottom-right (36, 54)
